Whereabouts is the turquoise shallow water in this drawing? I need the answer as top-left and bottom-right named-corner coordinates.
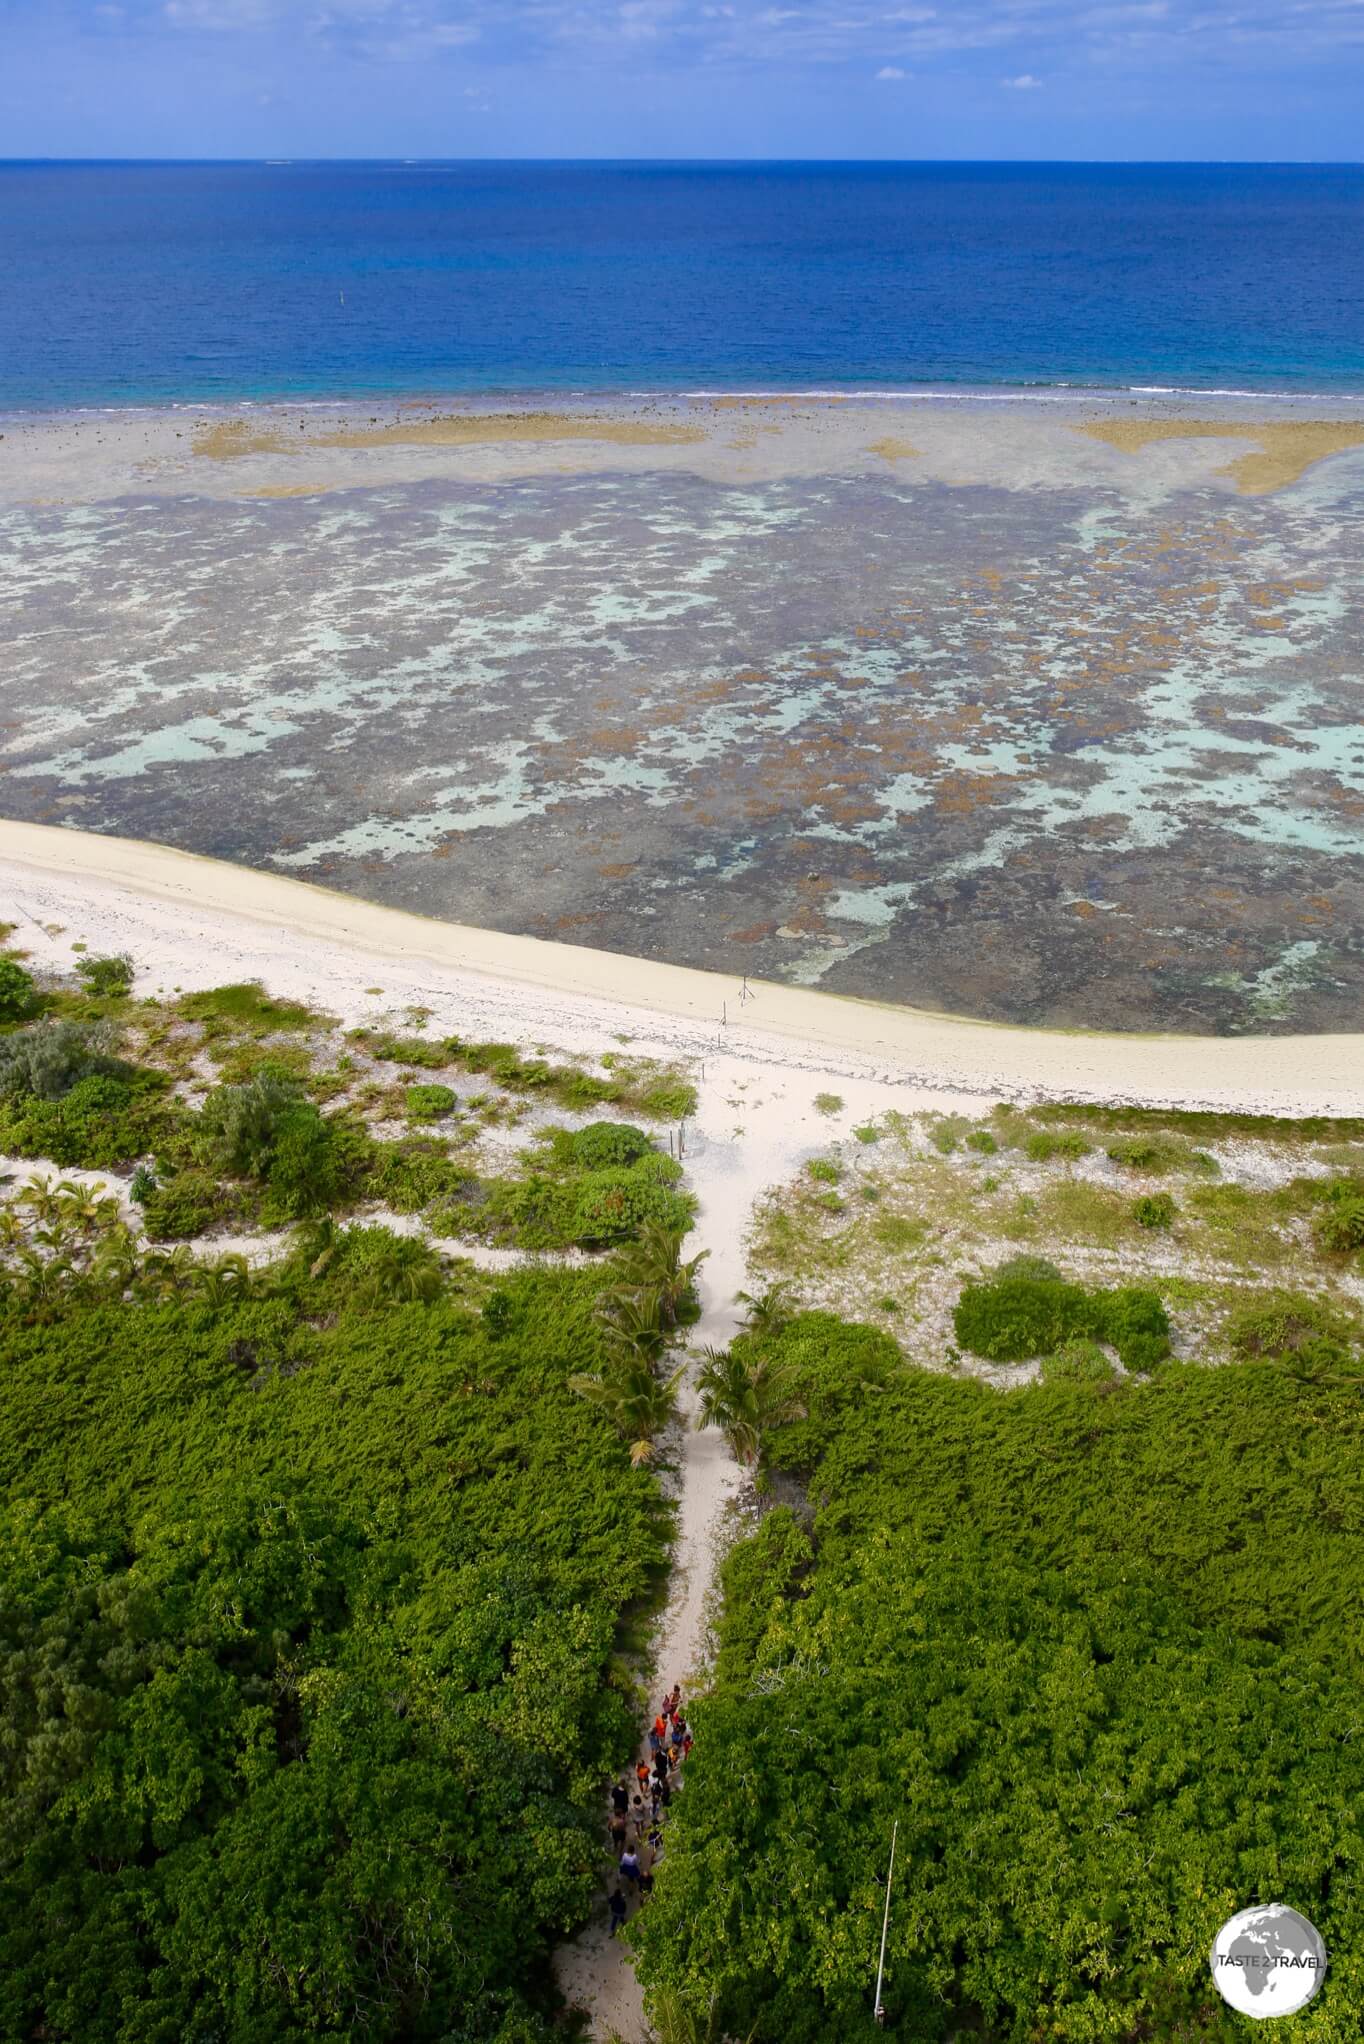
top-left (3, 161), bottom-right (1364, 407)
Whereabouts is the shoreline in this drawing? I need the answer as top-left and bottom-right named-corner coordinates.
top-left (3, 821), bottom-right (1361, 1116)
top-left (7, 386), bottom-right (1364, 507)
top-left (8, 383), bottom-right (1364, 421)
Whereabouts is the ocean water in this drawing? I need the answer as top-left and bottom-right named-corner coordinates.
top-left (3, 160), bottom-right (1364, 408)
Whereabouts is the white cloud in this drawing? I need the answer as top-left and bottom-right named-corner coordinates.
top-left (1002, 69), bottom-right (1041, 85)
top-left (875, 61), bottom-right (905, 75)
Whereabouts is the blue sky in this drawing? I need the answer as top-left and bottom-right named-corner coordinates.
top-left (5, 0), bottom-right (1363, 159)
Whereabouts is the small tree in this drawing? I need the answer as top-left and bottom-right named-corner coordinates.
top-left (695, 1345), bottom-right (801, 1467)
top-left (570, 1355), bottom-right (684, 1466)
top-left (734, 1280), bottom-right (800, 1338)
top-left (610, 1223), bottom-right (709, 1326)
top-left (0, 957), bottom-right (37, 1024)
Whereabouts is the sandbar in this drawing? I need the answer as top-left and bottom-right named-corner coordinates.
top-left (193, 411), bottom-right (706, 460)
top-left (1076, 417), bottom-right (1364, 493)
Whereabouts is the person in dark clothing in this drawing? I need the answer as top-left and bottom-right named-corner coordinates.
top-left (609, 1889), bottom-right (628, 1934)
top-left (611, 1782), bottom-right (629, 1817)
top-left (653, 1749), bottom-right (669, 1787)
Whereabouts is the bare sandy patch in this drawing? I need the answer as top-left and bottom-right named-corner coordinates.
top-left (867, 435), bottom-right (922, 462)
top-left (244, 482), bottom-right (337, 499)
top-left (193, 410), bottom-right (705, 461)
top-left (1076, 417), bottom-right (1364, 493)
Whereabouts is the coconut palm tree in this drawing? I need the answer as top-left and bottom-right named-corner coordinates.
top-left (55, 1180), bottom-right (120, 1233)
top-left (16, 1176), bottom-right (62, 1227)
top-left (187, 1253), bottom-right (251, 1308)
top-left (734, 1280), bottom-right (800, 1338)
top-left (91, 1225), bottom-right (140, 1297)
top-left (136, 1245), bottom-right (198, 1301)
top-left (353, 1234), bottom-right (443, 1307)
top-left (596, 1285), bottom-right (669, 1367)
top-left (569, 1355), bottom-right (685, 1466)
top-left (11, 1249), bottom-right (77, 1322)
top-left (610, 1224), bottom-right (709, 1327)
top-left (695, 1344), bottom-right (801, 1467)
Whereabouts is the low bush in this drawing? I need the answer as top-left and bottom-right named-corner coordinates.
top-left (404, 1082), bottom-right (457, 1122)
top-left (75, 954), bottom-right (134, 998)
top-left (570, 1120), bottom-right (653, 1169)
top-left (179, 981), bottom-right (326, 1032)
top-left (806, 1158), bottom-right (841, 1184)
top-left (1311, 1178), bottom-right (1364, 1254)
top-left (0, 1068), bottom-right (177, 1170)
top-left (1023, 1129), bottom-right (1092, 1162)
top-left (0, 957), bottom-right (37, 1023)
top-left (0, 1020), bottom-right (118, 1102)
top-left (1040, 1337), bottom-right (1115, 1384)
top-left (954, 1271), bottom-right (1170, 1371)
top-left (813, 1092), bottom-right (843, 1116)
top-left (1133, 1191), bottom-right (1177, 1229)
top-left (1225, 1290), bottom-right (1357, 1368)
top-left (142, 1169), bottom-right (220, 1240)
top-left (364, 1135), bottom-right (470, 1214)
top-left (966, 1129), bottom-right (998, 1154)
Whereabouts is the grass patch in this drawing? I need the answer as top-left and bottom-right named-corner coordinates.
top-left (178, 982), bottom-right (330, 1033)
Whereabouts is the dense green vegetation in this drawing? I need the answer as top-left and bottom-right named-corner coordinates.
top-left (634, 1313), bottom-right (1364, 2039)
top-left (0, 950), bottom-right (707, 2043)
top-left (952, 1259), bottom-right (1172, 1369)
top-left (0, 1249), bottom-right (672, 2043)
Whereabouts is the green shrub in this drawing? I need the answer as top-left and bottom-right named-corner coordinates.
top-left (570, 1169), bottom-right (695, 1247)
top-left (806, 1158), bottom-right (842, 1184)
top-left (0, 1020), bottom-right (117, 1102)
top-left (634, 1076), bottom-right (699, 1120)
top-left (1040, 1338), bottom-right (1115, 1384)
top-left (1311, 1179), bottom-right (1364, 1254)
top-left (1023, 1129), bottom-right (1092, 1162)
top-left (179, 981), bottom-right (325, 1031)
top-left (75, 954), bottom-right (134, 998)
top-left (1225, 1291), bottom-right (1355, 1366)
top-left (1098, 1287), bottom-right (1172, 1370)
top-left (129, 1164), bottom-right (156, 1205)
top-left (853, 1123), bottom-right (882, 1144)
top-left (966, 1129), bottom-right (998, 1155)
top-left (813, 1092), bottom-right (843, 1116)
top-left (954, 1274), bottom-right (1099, 1363)
top-left (365, 1137), bottom-right (470, 1215)
top-left (142, 1169), bottom-right (220, 1240)
top-left (405, 1082), bottom-right (457, 1122)
top-left (263, 1107), bottom-right (343, 1221)
top-left (197, 1075), bottom-right (302, 1175)
top-left (997, 1253), bottom-right (1062, 1282)
top-left (570, 1120), bottom-right (653, 1169)
top-left (0, 957), bottom-right (37, 1023)
top-left (955, 1273), bottom-right (1169, 1370)
top-left (0, 1068), bottom-right (176, 1170)
top-left (1133, 1192), bottom-right (1177, 1229)
top-left (1106, 1135), bottom-right (1175, 1171)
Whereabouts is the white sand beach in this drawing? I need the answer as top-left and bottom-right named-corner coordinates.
top-left (3, 821), bottom-right (1360, 1117)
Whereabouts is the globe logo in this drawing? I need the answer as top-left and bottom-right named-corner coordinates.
top-left (1210, 1904), bottom-right (1327, 2019)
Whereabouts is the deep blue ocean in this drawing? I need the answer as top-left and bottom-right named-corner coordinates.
top-left (2, 160), bottom-right (1363, 408)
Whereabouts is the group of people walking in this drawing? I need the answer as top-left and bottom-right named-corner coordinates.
top-left (606, 1682), bottom-right (691, 1934)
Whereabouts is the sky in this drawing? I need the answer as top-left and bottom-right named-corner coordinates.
top-left (4, 0), bottom-right (1363, 160)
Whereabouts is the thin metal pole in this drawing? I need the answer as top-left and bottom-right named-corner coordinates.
top-left (874, 1819), bottom-right (897, 2027)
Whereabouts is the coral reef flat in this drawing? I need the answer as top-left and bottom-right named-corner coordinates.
top-left (2, 395), bottom-right (1362, 1034)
